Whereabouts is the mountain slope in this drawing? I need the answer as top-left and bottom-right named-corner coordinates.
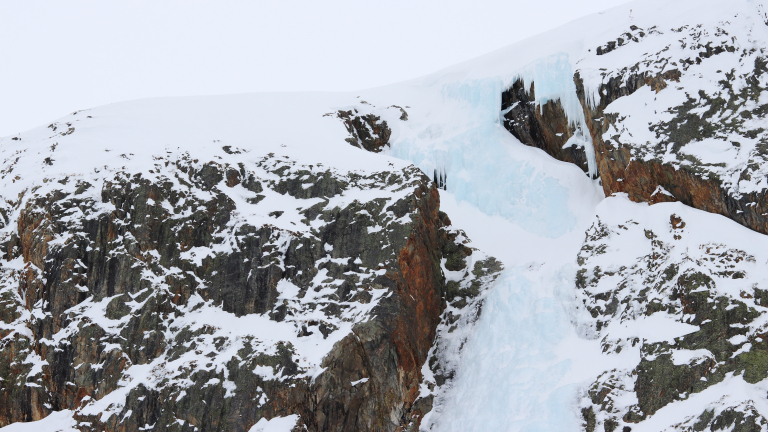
top-left (0, 97), bottom-right (502, 431)
top-left (3, 0), bottom-right (768, 431)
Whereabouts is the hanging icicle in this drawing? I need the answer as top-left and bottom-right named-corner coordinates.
top-left (433, 168), bottom-right (448, 190)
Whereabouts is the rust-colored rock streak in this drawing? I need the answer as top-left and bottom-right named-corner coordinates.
top-left (501, 79), bottom-right (591, 173)
top-left (574, 71), bottom-right (768, 235)
top-left (392, 185), bottom-right (444, 405)
top-left (305, 183), bottom-right (445, 432)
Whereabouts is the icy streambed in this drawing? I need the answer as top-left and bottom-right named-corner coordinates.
top-left (382, 78), bottom-right (607, 431)
top-left (424, 163), bottom-right (606, 432)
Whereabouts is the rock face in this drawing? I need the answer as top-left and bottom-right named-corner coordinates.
top-left (501, 79), bottom-right (591, 173)
top-left (0, 130), bottom-right (497, 431)
top-left (574, 59), bottom-right (768, 236)
top-left (334, 102), bottom-right (409, 153)
top-left (335, 103), bottom-right (411, 154)
top-left (336, 109), bottom-right (392, 153)
top-left (575, 198), bottom-right (768, 432)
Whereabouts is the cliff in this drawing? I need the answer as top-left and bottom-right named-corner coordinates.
top-left (5, 1), bottom-right (768, 431)
top-left (501, 7), bottom-right (768, 236)
top-left (0, 98), bottom-right (500, 431)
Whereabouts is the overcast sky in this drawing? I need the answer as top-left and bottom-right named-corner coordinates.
top-left (0, 0), bottom-right (631, 136)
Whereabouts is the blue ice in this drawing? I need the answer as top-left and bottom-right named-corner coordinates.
top-left (430, 267), bottom-right (582, 432)
top-left (390, 78), bottom-right (579, 238)
top-left (388, 66), bottom-right (595, 431)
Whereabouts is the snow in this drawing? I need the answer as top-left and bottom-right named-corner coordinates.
top-left (671, 349), bottom-right (714, 366)
top-left (680, 138), bottom-right (739, 165)
top-left (0, 410), bottom-right (78, 432)
top-left (601, 314), bottom-right (699, 344)
top-left (248, 415), bottom-right (300, 432)
top-left (631, 374), bottom-right (768, 432)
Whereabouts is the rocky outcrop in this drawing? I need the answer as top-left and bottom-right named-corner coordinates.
top-left (334, 102), bottom-right (409, 153)
top-left (572, 68), bottom-right (768, 236)
top-left (576, 202), bottom-right (768, 432)
top-left (0, 145), bottom-right (495, 431)
top-left (336, 109), bottom-right (393, 153)
top-left (576, 57), bottom-right (768, 235)
top-left (501, 79), bottom-right (590, 173)
top-left (501, 22), bottom-right (768, 236)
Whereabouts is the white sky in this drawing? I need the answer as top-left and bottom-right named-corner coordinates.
top-left (0, 0), bottom-right (631, 136)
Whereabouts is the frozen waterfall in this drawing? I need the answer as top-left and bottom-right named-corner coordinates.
top-left (386, 69), bottom-right (605, 431)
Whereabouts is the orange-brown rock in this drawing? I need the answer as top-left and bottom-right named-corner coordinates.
top-left (574, 71), bottom-right (768, 235)
top-left (501, 79), bottom-right (591, 174)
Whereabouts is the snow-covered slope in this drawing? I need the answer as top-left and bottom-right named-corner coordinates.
top-left (3, 0), bottom-right (768, 431)
top-left (576, 198), bottom-right (768, 432)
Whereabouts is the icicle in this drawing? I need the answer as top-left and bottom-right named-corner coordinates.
top-left (582, 121), bottom-right (598, 180)
top-left (442, 169), bottom-right (448, 190)
top-left (433, 167), bottom-right (448, 190)
top-left (509, 53), bottom-right (599, 179)
top-left (585, 146), bottom-right (598, 180)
